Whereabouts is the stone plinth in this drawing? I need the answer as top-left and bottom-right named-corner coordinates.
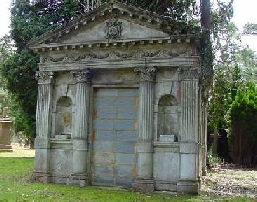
top-left (0, 118), bottom-right (13, 152)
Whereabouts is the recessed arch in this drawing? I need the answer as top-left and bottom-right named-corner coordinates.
top-left (157, 94), bottom-right (178, 142)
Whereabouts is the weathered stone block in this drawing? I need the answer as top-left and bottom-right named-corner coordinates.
top-left (97, 88), bottom-right (119, 97)
top-left (117, 131), bottom-right (138, 142)
top-left (96, 130), bottom-right (116, 141)
top-left (114, 120), bottom-right (134, 130)
top-left (98, 109), bottom-right (117, 119)
top-left (180, 143), bottom-right (198, 154)
top-left (114, 98), bottom-right (135, 108)
top-left (133, 179), bottom-right (154, 193)
top-left (94, 120), bottom-right (113, 130)
top-left (117, 89), bottom-right (138, 96)
top-left (93, 176), bottom-right (115, 186)
top-left (177, 180), bottom-right (200, 193)
top-left (94, 165), bottom-right (113, 175)
top-left (115, 165), bottom-right (133, 177)
top-left (94, 98), bottom-right (115, 108)
top-left (117, 109), bottom-right (137, 119)
top-left (153, 150), bottom-right (179, 182)
top-left (93, 141), bottom-right (113, 152)
top-left (114, 142), bottom-right (135, 153)
top-left (180, 153), bottom-right (196, 179)
top-left (94, 152), bottom-right (115, 164)
top-left (117, 177), bottom-right (133, 187)
top-left (116, 153), bottom-right (135, 164)
top-left (50, 148), bottom-right (73, 176)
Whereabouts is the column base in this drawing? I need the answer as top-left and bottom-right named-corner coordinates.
top-left (68, 174), bottom-right (89, 187)
top-left (0, 144), bottom-right (13, 152)
top-left (32, 171), bottom-right (51, 183)
top-left (133, 179), bottom-right (154, 193)
top-left (177, 180), bottom-right (200, 194)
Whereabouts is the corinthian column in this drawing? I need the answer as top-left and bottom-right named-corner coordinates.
top-left (177, 67), bottom-right (200, 193)
top-left (34, 71), bottom-right (54, 183)
top-left (133, 66), bottom-right (156, 192)
top-left (70, 69), bottom-right (91, 187)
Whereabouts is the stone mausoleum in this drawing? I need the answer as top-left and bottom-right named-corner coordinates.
top-left (29, 1), bottom-right (209, 193)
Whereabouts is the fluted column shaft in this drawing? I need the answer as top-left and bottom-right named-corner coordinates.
top-left (71, 70), bottom-right (91, 186)
top-left (180, 80), bottom-right (199, 142)
top-left (138, 81), bottom-right (154, 141)
top-left (177, 67), bottom-right (200, 193)
top-left (133, 67), bottom-right (156, 192)
top-left (34, 71), bottom-right (54, 183)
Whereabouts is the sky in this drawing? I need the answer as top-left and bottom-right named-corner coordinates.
top-left (0, 0), bottom-right (256, 51)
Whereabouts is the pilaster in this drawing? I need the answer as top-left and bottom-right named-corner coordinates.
top-left (177, 67), bottom-right (200, 193)
top-left (69, 69), bottom-right (91, 187)
top-left (34, 71), bottom-right (54, 183)
top-left (133, 67), bottom-right (156, 192)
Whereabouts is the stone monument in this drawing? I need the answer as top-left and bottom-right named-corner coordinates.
top-left (0, 107), bottom-right (13, 152)
top-left (29, 1), bottom-right (210, 193)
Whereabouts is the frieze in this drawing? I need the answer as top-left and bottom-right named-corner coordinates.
top-left (35, 71), bottom-right (54, 84)
top-left (43, 49), bottom-right (194, 63)
top-left (135, 67), bottom-right (157, 82)
top-left (72, 69), bottom-right (92, 84)
top-left (178, 67), bottom-right (200, 80)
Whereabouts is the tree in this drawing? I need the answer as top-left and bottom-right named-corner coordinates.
top-left (230, 81), bottom-right (257, 167)
top-left (243, 23), bottom-right (257, 35)
top-left (207, 0), bottom-right (235, 156)
top-left (0, 35), bottom-right (13, 114)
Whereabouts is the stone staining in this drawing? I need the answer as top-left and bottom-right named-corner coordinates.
top-left (55, 96), bottom-right (72, 139)
top-left (72, 68), bottom-right (92, 84)
top-left (72, 70), bottom-right (91, 140)
top-left (30, 1), bottom-right (205, 193)
top-left (134, 67), bottom-right (156, 192)
top-left (70, 70), bottom-right (91, 185)
top-left (135, 66), bottom-right (157, 83)
top-left (179, 68), bottom-right (199, 142)
top-left (105, 18), bottom-right (123, 39)
top-left (158, 95), bottom-right (178, 142)
top-left (35, 71), bottom-right (54, 138)
top-left (35, 71), bottom-right (54, 84)
top-left (135, 67), bottom-right (156, 141)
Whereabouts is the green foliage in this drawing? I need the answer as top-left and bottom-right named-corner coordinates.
top-left (243, 23), bottom-right (257, 35)
top-left (1, 49), bottom-right (38, 137)
top-left (230, 82), bottom-right (257, 166)
top-left (2, 0), bottom-right (85, 139)
top-left (0, 35), bottom-right (13, 114)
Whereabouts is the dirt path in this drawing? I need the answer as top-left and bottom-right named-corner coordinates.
top-left (201, 165), bottom-right (257, 199)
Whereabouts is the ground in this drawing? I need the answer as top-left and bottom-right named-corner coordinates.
top-left (202, 165), bottom-right (257, 199)
top-left (0, 146), bottom-right (256, 201)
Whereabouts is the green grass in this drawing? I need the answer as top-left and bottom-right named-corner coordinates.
top-left (0, 151), bottom-right (255, 202)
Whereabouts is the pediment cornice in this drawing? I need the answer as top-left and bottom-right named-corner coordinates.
top-left (29, 1), bottom-right (200, 50)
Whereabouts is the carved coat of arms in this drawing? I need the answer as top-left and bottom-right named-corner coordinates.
top-left (105, 18), bottom-right (123, 39)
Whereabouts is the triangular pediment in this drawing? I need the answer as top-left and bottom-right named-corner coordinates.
top-left (58, 18), bottom-right (169, 44)
top-left (29, 2), bottom-right (181, 48)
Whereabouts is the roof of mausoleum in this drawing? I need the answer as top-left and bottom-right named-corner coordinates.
top-left (29, 1), bottom-right (201, 53)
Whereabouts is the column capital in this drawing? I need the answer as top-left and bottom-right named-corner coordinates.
top-left (178, 67), bottom-right (199, 81)
top-left (72, 69), bottom-right (92, 84)
top-left (35, 71), bottom-right (54, 84)
top-left (135, 67), bottom-right (157, 82)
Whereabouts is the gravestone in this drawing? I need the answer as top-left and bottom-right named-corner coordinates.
top-left (0, 119), bottom-right (13, 152)
top-left (29, 1), bottom-right (211, 193)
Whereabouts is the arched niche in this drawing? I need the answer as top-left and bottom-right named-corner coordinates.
top-left (55, 96), bottom-right (72, 139)
top-left (157, 94), bottom-right (178, 142)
